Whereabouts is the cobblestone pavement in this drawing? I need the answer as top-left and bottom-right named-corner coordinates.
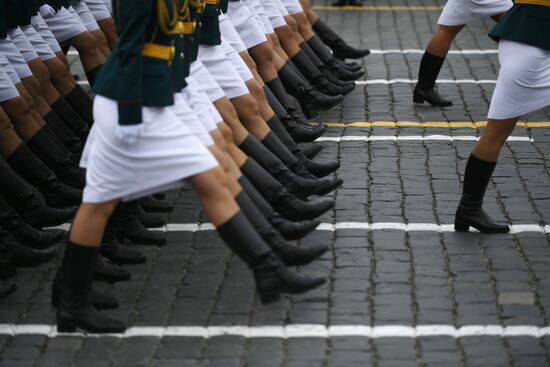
top-left (2, 1), bottom-right (550, 366)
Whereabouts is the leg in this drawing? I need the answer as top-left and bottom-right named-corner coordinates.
top-left (248, 42), bottom-right (279, 82)
top-left (89, 29), bottom-right (111, 57)
top-left (28, 58), bottom-right (63, 104)
top-left (65, 32), bottom-right (105, 72)
top-left (97, 18), bottom-right (117, 50)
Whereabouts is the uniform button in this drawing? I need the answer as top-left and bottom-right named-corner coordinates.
top-left (180, 52), bottom-right (185, 59)
top-left (180, 34), bottom-right (184, 39)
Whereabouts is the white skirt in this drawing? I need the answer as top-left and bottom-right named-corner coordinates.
top-left (220, 37), bottom-right (254, 82)
top-left (172, 92), bottom-right (215, 147)
top-left (198, 44), bottom-right (250, 99)
top-left (21, 25), bottom-right (57, 62)
top-left (262, 0), bottom-right (288, 29)
top-left (219, 13), bottom-right (247, 53)
top-left (85, 0), bottom-right (112, 21)
top-left (226, 0), bottom-right (268, 50)
top-left (80, 96), bottom-right (218, 203)
top-left (280, 0), bottom-right (303, 15)
top-left (43, 7), bottom-right (87, 43)
top-left (31, 14), bottom-right (62, 53)
top-left (243, 0), bottom-right (275, 35)
top-left (438, 0), bottom-right (512, 26)
top-left (273, 0), bottom-right (290, 16)
top-left (70, 3), bottom-right (100, 32)
top-left (190, 60), bottom-right (226, 103)
top-left (7, 28), bottom-right (39, 63)
top-left (0, 66), bottom-right (20, 102)
top-left (0, 37), bottom-right (33, 80)
top-left (184, 76), bottom-right (221, 130)
top-left (488, 40), bottom-right (550, 120)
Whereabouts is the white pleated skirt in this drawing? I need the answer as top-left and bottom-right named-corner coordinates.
top-left (80, 96), bottom-right (218, 203)
top-left (488, 40), bottom-right (550, 120)
top-left (438, 0), bottom-right (512, 26)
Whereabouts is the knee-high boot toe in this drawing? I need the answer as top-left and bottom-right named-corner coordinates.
top-left (216, 212), bottom-right (326, 304)
top-left (240, 158), bottom-right (335, 220)
top-left (239, 175), bottom-right (320, 241)
top-left (114, 201), bottom-right (167, 245)
top-left (300, 143), bottom-right (323, 159)
top-left (101, 223), bottom-right (146, 265)
top-left (454, 154), bottom-right (509, 233)
top-left (55, 240), bottom-right (126, 333)
top-left (312, 19), bottom-right (371, 60)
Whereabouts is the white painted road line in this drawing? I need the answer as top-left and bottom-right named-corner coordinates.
top-left (316, 135), bottom-right (533, 142)
top-left (49, 223), bottom-right (550, 234)
top-left (355, 79), bottom-right (497, 85)
top-left (1, 324), bottom-right (549, 339)
top-left (369, 49), bottom-right (498, 55)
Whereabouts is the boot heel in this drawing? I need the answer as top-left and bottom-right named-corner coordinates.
top-left (57, 319), bottom-right (77, 332)
top-left (258, 291), bottom-right (281, 305)
top-left (454, 220), bottom-right (469, 232)
top-left (413, 94), bottom-right (424, 104)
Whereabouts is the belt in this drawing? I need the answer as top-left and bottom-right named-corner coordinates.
top-left (205, 0), bottom-right (219, 4)
top-left (514, 0), bottom-right (550, 6)
top-left (142, 43), bottom-right (176, 61)
top-left (173, 21), bottom-right (196, 35)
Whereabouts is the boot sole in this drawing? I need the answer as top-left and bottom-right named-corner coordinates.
top-left (454, 219), bottom-right (510, 234)
top-left (57, 319), bottom-right (126, 334)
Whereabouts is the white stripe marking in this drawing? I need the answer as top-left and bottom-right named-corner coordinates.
top-left (316, 135), bottom-right (533, 142)
top-left (355, 79), bottom-right (497, 85)
top-left (0, 324), bottom-right (549, 339)
top-left (48, 222), bottom-right (550, 234)
top-left (369, 49), bottom-right (498, 55)
top-left (77, 80), bottom-right (89, 87)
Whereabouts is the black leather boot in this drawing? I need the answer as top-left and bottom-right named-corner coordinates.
top-left (101, 226), bottom-right (146, 265)
top-left (26, 129), bottom-right (85, 189)
top-left (313, 19), bottom-right (371, 59)
top-left (290, 51), bottom-right (348, 97)
top-left (62, 87), bottom-right (93, 128)
top-left (239, 176), bottom-right (320, 241)
top-left (236, 190), bottom-right (327, 266)
top-left (6, 145), bottom-right (82, 208)
top-left (265, 117), bottom-right (340, 178)
top-left (137, 204), bottom-right (168, 228)
top-left (278, 62), bottom-right (343, 119)
top-left (114, 201), bottom-right (167, 245)
top-left (217, 212), bottom-right (326, 304)
top-left (454, 155), bottom-right (509, 233)
top-left (240, 135), bottom-right (342, 196)
top-left (0, 160), bottom-right (76, 227)
top-left (332, 57), bottom-right (363, 72)
top-left (332, 0), bottom-right (348, 6)
top-left (264, 87), bottom-right (326, 143)
top-left (42, 110), bottom-right (83, 154)
top-left (94, 255), bottom-right (131, 282)
top-left (300, 143), bottom-right (323, 159)
top-left (0, 229), bottom-right (59, 269)
top-left (241, 158), bottom-right (334, 220)
top-left (413, 52), bottom-right (452, 107)
top-left (138, 195), bottom-right (173, 213)
top-left (55, 240), bottom-right (125, 333)
top-left (264, 78), bottom-right (313, 130)
top-left (52, 271), bottom-right (119, 310)
top-left (0, 196), bottom-right (65, 249)
top-left (50, 95), bottom-right (89, 138)
top-left (300, 40), bottom-right (361, 86)
top-left (0, 281), bottom-right (17, 299)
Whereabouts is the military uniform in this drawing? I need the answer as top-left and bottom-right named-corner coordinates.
top-left (226, 0), bottom-right (267, 50)
top-left (80, 0), bottom-right (218, 203)
top-left (486, 1), bottom-right (550, 119)
top-left (41, 0), bottom-right (88, 43)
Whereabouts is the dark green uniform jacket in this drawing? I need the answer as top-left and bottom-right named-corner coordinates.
top-left (93, 0), bottom-right (176, 126)
top-left (4, 0), bottom-right (35, 28)
top-left (199, 1), bottom-right (221, 45)
top-left (0, 0), bottom-right (6, 39)
top-left (489, 3), bottom-right (550, 51)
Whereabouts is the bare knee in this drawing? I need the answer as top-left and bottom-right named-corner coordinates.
top-left (285, 16), bottom-right (298, 33)
top-left (438, 25), bottom-right (464, 38)
top-left (293, 13), bottom-right (310, 33)
top-left (235, 95), bottom-right (261, 117)
top-left (218, 122), bottom-right (234, 144)
top-left (11, 95), bottom-right (33, 117)
top-left (29, 61), bottom-right (52, 86)
top-left (71, 32), bottom-right (100, 54)
top-left (193, 167), bottom-right (228, 199)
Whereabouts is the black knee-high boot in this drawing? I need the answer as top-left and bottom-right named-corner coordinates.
top-left (100, 216), bottom-right (146, 265)
top-left (50, 96), bottom-right (89, 137)
top-left (265, 116), bottom-right (341, 178)
top-left (312, 19), bottom-right (371, 60)
top-left (306, 35), bottom-right (364, 77)
top-left (264, 86), bottom-right (326, 143)
top-left (454, 154), bottom-right (509, 233)
top-left (238, 175), bottom-right (320, 240)
top-left (216, 211), bottom-right (326, 304)
top-left (264, 77), bottom-right (313, 128)
top-left (55, 240), bottom-right (126, 333)
top-left (6, 144), bottom-right (82, 207)
top-left (235, 190), bottom-right (327, 266)
top-left (42, 110), bottom-right (83, 153)
top-left (290, 50), bottom-right (347, 96)
top-left (413, 52), bottom-right (453, 107)
top-left (239, 134), bottom-right (342, 196)
top-left (278, 61), bottom-right (343, 119)
top-left (113, 201), bottom-right (167, 245)
top-left (26, 128), bottom-right (85, 189)
top-left (63, 86), bottom-right (93, 127)
top-left (240, 158), bottom-right (334, 220)
top-left (299, 41), bottom-right (361, 85)
top-left (0, 160), bottom-right (76, 227)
